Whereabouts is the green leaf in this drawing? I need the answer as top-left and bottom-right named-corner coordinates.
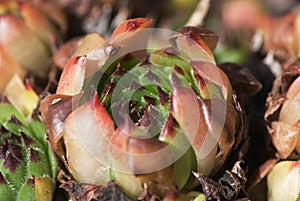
top-left (174, 147), bottom-right (196, 189)
top-left (160, 120), bottom-right (197, 190)
top-left (0, 183), bottom-right (16, 201)
top-left (187, 191), bottom-right (206, 201)
top-left (0, 102), bottom-right (57, 200)
top-left (296, 192), bottom-right (300, 201)
top-left (0, 103), bottom-right (26, 125)
top-left (149, 49), bottom-right (194, 83)
top-left (194, 193), bottom-right (206, 201)
top-left (0, 160), bottom-right (27, 191)
top-left (47, 146), bottom-right (57, 180)
top-left (17, 183), bottom-right (35, 201)
top-left (27, 118), bottom-right (47, 144)
top-left (27, 148), bottom-right (51, 178)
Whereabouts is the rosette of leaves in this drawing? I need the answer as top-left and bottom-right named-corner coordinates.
top-left (41, 18), bottom-right (245, 200)
top-left (265, 59), bottom-right (300, 160)
top-left (265, 60), bottom-right (300, 200)
top-left (0, 76), bottom-right (57, 201)
top-left (0, 0), bottom-right (67, 93)
top-left (264, 59), bottom-right (300, 201)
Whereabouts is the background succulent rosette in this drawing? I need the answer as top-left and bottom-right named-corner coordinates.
top-left (0, 0), bottom-right (67, 93)
top-left (0, 76), bottom-right (57, 201)
top-left (264, 59), bottom-right (300, 201)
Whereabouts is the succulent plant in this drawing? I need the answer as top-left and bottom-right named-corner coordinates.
top-left (40, 18), bottom-right (244, 199)
top-left (258, 11), bottom-right (300, 65)
top-left (261, 55), bottom-right (300, 201)
top-left (265, 59), bottom-right (300, 160)
top-left (0, 76), bottom-right (57, 201)
top-left (0, 0), bottom-right (67, 93)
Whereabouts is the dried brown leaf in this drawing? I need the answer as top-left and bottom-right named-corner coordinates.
top-left (61, 180), bottom-right (132, 201)
top-left (194, 161), bottom-right (249, 201)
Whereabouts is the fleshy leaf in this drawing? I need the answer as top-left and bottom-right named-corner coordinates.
top-left (54, 37), bottom-right (84, 69)
top-left (190, 61), bottom-right (232, 101)
top-left (0, 15), bottom-right (49, 75)
top-left (4, 76), bottom-right (39, 117)
top-left (72, 33), bottom-right (106, 58)
top-left (269, 121), bottom-right (299, 159)
top-left (0, 182), bottom-right (15, 201)
top-left (172, 72), bottom-right (238, 175)
top-left (109, 119), bottom-right (178, 197)
top-left (17, 2), bottom-right (58, 44)
top-left (0, 45), bottom-right (24, 93)
top-left (279, 87), bottom-right (300, 126)
top-left (35, 176), bottom-right (56, 201)
top-left (40, 93), bottom-right (82, 155)
top-left (56, 56), bottom-right (87, 95)
top-left (162, 190), bottom-right (192, 201)
top-left (218, 63), bottom-right (262, 98)
top-left (176, 26), bottom-right (219, 51)
top-left (159, 114), bottom-right (197, 189)
top-left (17, 182), bottom-right (35, 201)
top-left (62, 93), bottom-right (114, 185)
top-left (267, 161), bottom-right (300, 201)
top-left (111, 18), bottom-right (153, 39)
top-left (169, 27), bottom-right (216, 64)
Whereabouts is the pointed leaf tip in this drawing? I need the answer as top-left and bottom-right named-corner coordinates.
top-left (111, 18), bottom-right (153, 38)
top-left (56, 56), bottom-right (86, 95)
